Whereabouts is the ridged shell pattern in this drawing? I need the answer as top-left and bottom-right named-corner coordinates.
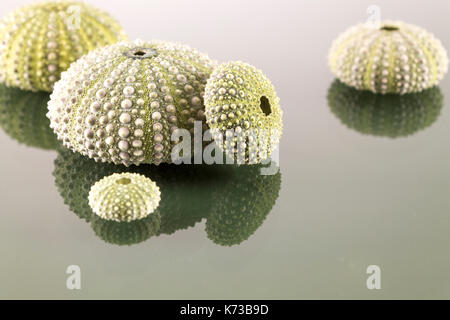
top-left (88, 172), bottom-right (161, 222)
top-left (329, 21), bottom-right (448, 94)
top-left (205, 61), bottom-right (283, 163)
top-left (0, 0), bottom-right (127, 92)
top-left (47, 39), bottom-right (216, 166)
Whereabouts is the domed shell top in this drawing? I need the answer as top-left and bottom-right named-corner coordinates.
top-left (204, 61), bottom-right (283, 163)
top-left (329, 21), bottom-right (449, 94)
top-left (47, 39), bottom-right (217, 166)
top-left (0, 0), bottom-right (128, 92)
top-left (88, 172), bottom-right (161, 222)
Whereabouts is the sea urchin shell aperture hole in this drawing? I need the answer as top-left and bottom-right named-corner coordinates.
top-left (124, 47), bottom-right (158, 59)
top-left (260, 96), bottom-right (272, 116)
top-left (116, 178), bottom-right (131, 185)
top-left (380, 25), bottom-right (399, 31)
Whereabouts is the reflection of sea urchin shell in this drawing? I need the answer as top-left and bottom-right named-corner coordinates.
top-left (327, 80), bottom-right (443, 138)
top-left (47, 39), bottom-right (216, 166)
top-left (206, 164), bottom-right (281, 246)
top-left (204, 61), bottom-right (283, 163)
top-left (88, 172), bottom-right (161, 222)
top-left (91, 214), bottom-right (161, 246)
top-left (0, 84), bottom-right (57, 150)
top-left (329, 21), bottom-right (448, 94)
top-left (0, 0), bottom-right (127, 92)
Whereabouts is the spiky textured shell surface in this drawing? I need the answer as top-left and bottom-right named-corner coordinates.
top-left (88, 172), bottom-right (161, 222)
top-left (329, 21), bottom-right (448, 94)
top-left (328, 80), bottom-right (443, 138)
top-left (0, 84), bottom-right (57, 149)
top-left (0, 0), bottom-right (127, 92)
top-left (47, 39), bottom-right (216, 166)
top-left (204, 61), bottom-right (283, 163)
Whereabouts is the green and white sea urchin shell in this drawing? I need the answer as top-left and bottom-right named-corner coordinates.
top-left (329, 21), bottom-right (449, 94)
top-left (47, 39), bottom-right (216, 166)
top-left (0, 0), bottom-right (127, 92)
top-left (0, 84), bottom-right (57, 150)
top-left (88, 172), bottom-right (161, 222)
top-left (204, 61), bottom-right (283, 163)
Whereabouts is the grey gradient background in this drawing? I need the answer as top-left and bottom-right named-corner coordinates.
top-left (1, 0), bottom-right (450, 299)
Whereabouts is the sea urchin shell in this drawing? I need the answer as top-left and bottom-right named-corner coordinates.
top-left (0, 0), bottom-right (127, 92)
top-left (204, 61), bottom-right (283, 163)
top-left (329, 21), bottom-right (448, 94)
top-left (88, 172), bottom-right (161, 222)
top-left (47, 39), bottom-right (216, 166)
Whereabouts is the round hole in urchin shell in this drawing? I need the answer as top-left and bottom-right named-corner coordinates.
top-left (124, 47), bottom-right (158, 59)
top-left (116, 178), bottom-right (131, 185)
top-left (260, 96), bottom-right (272, 116)
top-left (380, 25), bottom-right (399, 31)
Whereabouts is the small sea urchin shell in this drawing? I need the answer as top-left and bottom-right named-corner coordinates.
top-left (204, 61), bottom-right (283, 163)
top-left (53, 148), bottom-right (212, 227)
top-left (329, 21), bottom-right (449, 94)
top-left (88, 172), bottom-right (161, 222)
top-left (0, 0), bottom-right (127, 92)
top-left (47, 39), bottom-right (216, 166)
top-left (327, 80), bottom-right (443, 138)
top-left (53, 148), bottom-right (282, 246)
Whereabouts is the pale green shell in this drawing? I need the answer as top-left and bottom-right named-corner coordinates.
top-left (329, 21), bottom-right (448, 94)
top-left (47, 39), bottom-right (216, 166)
top-left (88, 172), bottom-right (161, 222)
top-left (0, 0), bottom-right (127, 92)
top-left (204, 61), bottom-right (283, 163)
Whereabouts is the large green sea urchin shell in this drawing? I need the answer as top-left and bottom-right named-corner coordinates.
top-left (0, 84), bottom-right (57, 149)
top-left (329, 21), bottom-right (449, 94)
top-left (327, 80), bottom-right (443, 138)
top-left (47, 39), bottom-right (216, 166)
top-left (204, 61), bottom-right (283, 163)
top-left (88, 172), bottom-right (161, 222)
top-left (206, 164), bottom-right (281, 246)
top-left (0, 0), bottom-right (127, 92)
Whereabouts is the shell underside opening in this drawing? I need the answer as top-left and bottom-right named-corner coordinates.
top-left (260, 96), bottom-right (272, 116)
top-left (124, 47), bottom-right (158, 59)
